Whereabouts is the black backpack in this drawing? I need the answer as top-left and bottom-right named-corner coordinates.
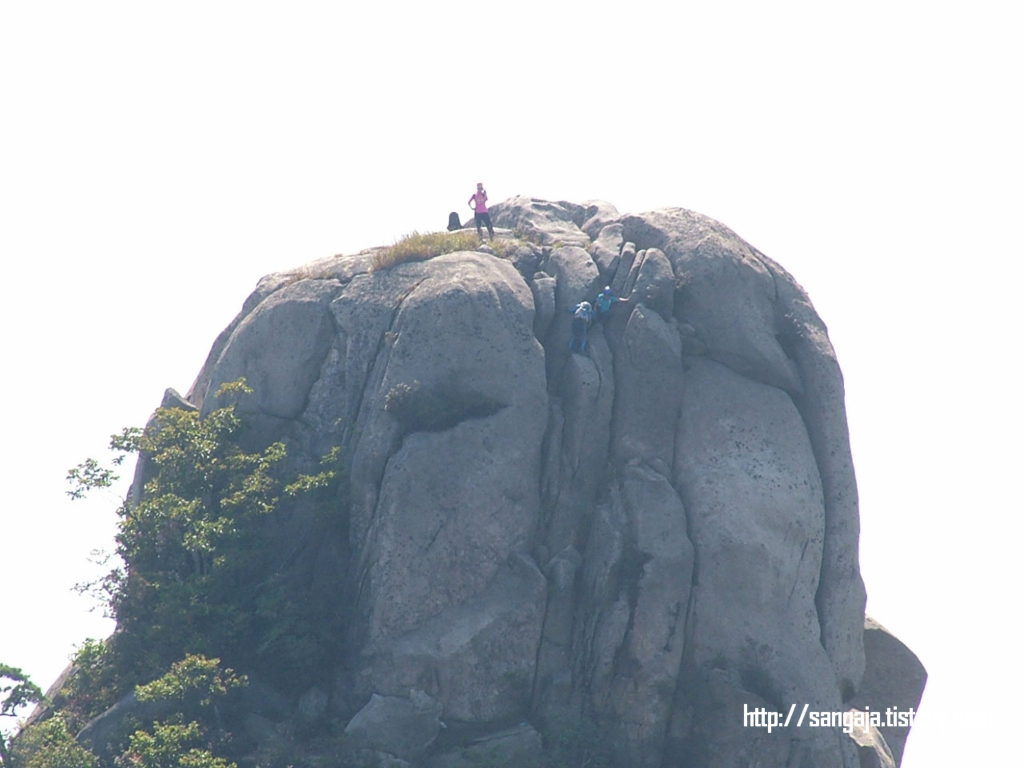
top-left (447, 212), bottom-right (461, 231)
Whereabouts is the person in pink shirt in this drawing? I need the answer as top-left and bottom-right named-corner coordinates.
top-left (468, 182), bottom-right (494, 240)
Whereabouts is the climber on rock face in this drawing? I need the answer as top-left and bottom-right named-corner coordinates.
top-left (468, 182), bottom-right (494, 240)
top-left (594, 285), bottom-right (629, 323)
top-left (568, 300), bottom-right (594, 353)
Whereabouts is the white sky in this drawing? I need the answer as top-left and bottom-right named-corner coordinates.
top-left (1, 2), bottom-right (1020, 765)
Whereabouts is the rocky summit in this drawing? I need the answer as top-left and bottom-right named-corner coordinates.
top-left (74, 198), bottom-right (925, 767)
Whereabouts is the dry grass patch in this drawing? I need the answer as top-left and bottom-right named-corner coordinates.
top-left (487, 238), bottom-right (521, 258)
top-left (372, 230), bottom-right (481, 272)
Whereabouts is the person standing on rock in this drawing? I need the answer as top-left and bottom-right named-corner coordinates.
top-left (468, 182), bottom-right (494, 240)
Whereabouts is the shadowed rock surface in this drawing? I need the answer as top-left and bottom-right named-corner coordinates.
top-left (850, 617), bottom-right (927, 766)
top-left (71, 197), bottom-right (922, 767)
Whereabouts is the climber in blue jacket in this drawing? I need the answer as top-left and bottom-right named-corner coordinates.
top-left (593, 286), bottom-right (629, 323)
top-left (568, 301), bottom-right (595, 352)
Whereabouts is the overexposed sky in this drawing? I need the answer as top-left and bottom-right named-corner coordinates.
top-left (2, 2), bottom-right (1021, 765)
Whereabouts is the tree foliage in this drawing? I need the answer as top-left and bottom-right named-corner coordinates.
top-left (116, 721), bottom-right (233, 768)
top-left (51, 639), bottom-right (124, 735)
top-left (134, 655), bottom-right (245, 711)
top-left (110, 656), bottom-right (244, 768)
top-left (0, 665), bottom-right (43, 721)
top-left (5, 716), bottom-right (97, 768)
top-left (66, 379), bottom-right (344, 707)
top-left (16, 379), bottom-right (348, 766)
top-left (0, 665), bottom-right (44, 767)
top-left (10, 655), bottom-right (245, 768)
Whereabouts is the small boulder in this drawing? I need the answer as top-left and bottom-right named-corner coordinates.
top-left (580, 199), bottom-right (621, 238)
top-left (590, 223), bottom-right (624, 276)
top-left (849, 617), bottom-right (927, 765)
top-left (530, 271), bottom-right (557, 340)
top-left (343, 691), bottom-right (443, 761)
top-left (489, 196), bottom-right (590, 246)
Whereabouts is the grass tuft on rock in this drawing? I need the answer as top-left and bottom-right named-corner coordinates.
top-left (372, 230), bottom-right (481, 272)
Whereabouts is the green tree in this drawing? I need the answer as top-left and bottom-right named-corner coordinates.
top-left (108, 656), bottom-right (244, 768)
top-left (6, 716), bottom-right (97, 768)
top-left (134, 655), bottom-right (244, 710)
top-left (67, 379), bottom-right (344, 702)
top-left (0, 664), bottom-right (43, 767)
top-left (56, 640), bottom-right (123, 734)
top-left (116, 721), bottom-right (233, 768)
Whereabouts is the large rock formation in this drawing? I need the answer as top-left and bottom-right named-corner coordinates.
top-left (95, 198), bottom-right (921, 766)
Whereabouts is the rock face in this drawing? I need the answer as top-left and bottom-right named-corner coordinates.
top-left (131, 197), bottom-right (921, 766)
top-left (850, 617), bottom-right (928, 766)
